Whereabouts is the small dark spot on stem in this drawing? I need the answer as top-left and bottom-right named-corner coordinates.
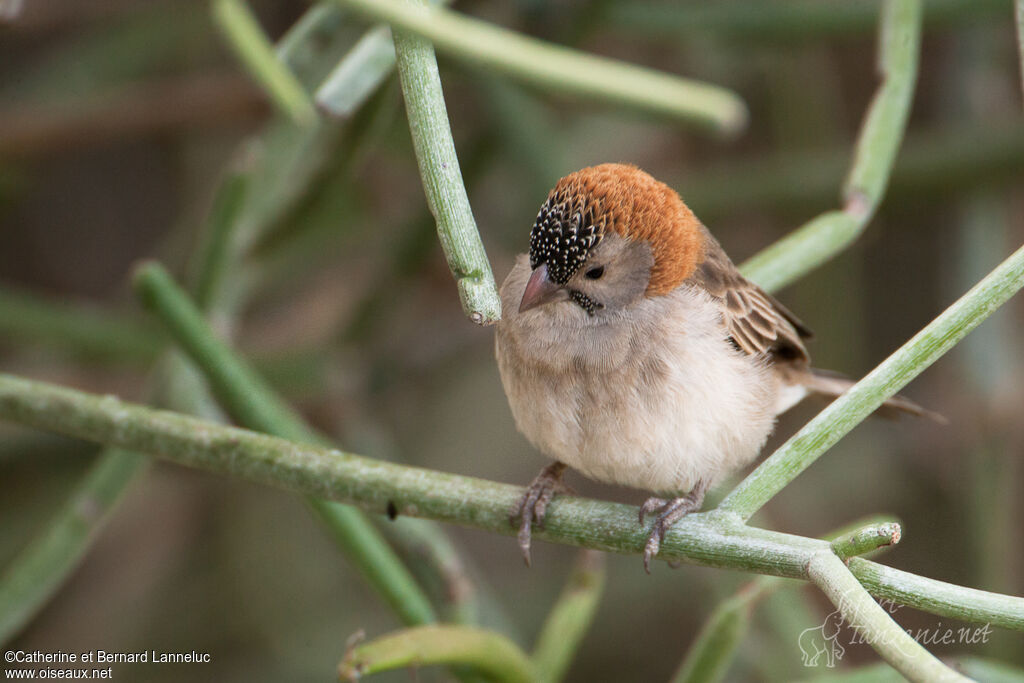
top-left (386, 500), bottom-right (398, 521)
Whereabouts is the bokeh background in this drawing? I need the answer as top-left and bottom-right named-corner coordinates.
top-left (1, 1), bottom-right (1022, 681)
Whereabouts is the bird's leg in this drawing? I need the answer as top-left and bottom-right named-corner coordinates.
top-left (639, 479), bottom-right (710, 573)
top-left (510, 462), bottom-right (569, 566)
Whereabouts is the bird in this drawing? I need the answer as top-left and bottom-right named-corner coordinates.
top-left (494, 163), bottom-right (935, 572)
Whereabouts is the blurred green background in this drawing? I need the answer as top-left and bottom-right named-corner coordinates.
top-left (1, 0), bottom-right (1022, 681)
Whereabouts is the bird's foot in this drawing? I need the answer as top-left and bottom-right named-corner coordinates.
top-left (639, 479), bottom-right (710, 573)
top-left (510, 462), bottom-right (569, 567)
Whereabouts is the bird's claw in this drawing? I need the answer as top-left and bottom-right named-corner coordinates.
top-left (639, 480), bottom-right (710, 573)
top-left (510, 462), bottom-right (568, 566)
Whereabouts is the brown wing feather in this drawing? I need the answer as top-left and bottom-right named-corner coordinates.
top-left (690, 225), bottom-right (811, 365)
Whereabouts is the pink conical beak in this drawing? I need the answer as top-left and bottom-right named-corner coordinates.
top-left (519, 263), bottom-right (567, 313)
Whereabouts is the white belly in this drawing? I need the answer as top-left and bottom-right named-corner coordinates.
top-left (496, 281), bottom-right (779, 495)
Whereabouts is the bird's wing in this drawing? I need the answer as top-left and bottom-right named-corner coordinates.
top-left (690, 226), bottom-right (811, 364)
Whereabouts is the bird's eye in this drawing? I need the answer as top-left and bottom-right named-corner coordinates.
top-left (584, 266), bottom-right (605, 280)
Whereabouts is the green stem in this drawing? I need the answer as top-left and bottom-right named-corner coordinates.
top-left (602, 0), bottom-right (1003, 42)
top-left (0, 352), bottom-right (218, 646)
top-left (338, 625), bottom-right (536, 682)
top-left (807, 551), bottom-right (969, 682)
top-left (670, 515), bottom-right (901, 683)
top-left (313, 0), bottom-right (458, 118)
top-left (796, 657), bottom-right (1024, 682)
top-left (392, 5), bottom-right (501, 324)
top-left (1, 373), bottom-right (1021, 631)
top-left (831, 522), bottom-right (902, 561)
top-left (671, 576), bottom-right (785, 683)
top-left (849, 558), bottom-right (1024, 630)
top-left (330, 0), bottom-right (747, 134)
top-left (0, 0), bottom-right (355, 648)
top-left (531, 550), bottom-right (606, 683)
top-left (686, 122), bottom-right (1024, 223)
top-left (134, 263), bottom-right (309, 442)
top-left (315, 25), bottom-right (397, 118)
top-left (189, 166), bottom-right (250, 312)
top-left (719, 242), bottom-right (1024, 520)
top-left (133, 262), bottom-right (436, 627)
top-left (0, 287), bottom-right (162, 363)
top-left (843, 0), bottom-right (921, 218)
top-left (212, 0), bottom-right (317, 126)
top-left (739, 0), bottom-right (922, 292)
top-left (0, 449), bottom-right (146, 644)
top-left (378, 517), bottom-right (480, 626)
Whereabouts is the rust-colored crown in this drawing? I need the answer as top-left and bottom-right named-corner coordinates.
top-left (529, 163), bottom-right (704, 296)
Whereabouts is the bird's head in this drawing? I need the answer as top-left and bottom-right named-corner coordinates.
top-left (519, 163), bottom-right (704, 317)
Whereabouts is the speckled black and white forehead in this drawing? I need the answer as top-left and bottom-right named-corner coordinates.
top-left (528, 188), bottom-right (604, 284)
top-left (527, 163), bottom-right (705, 296)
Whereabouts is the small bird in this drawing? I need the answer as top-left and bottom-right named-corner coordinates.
top-left (495, 163), bottom-right (933, 572)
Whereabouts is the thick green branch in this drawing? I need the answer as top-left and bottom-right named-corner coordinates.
top-left (338, 625), bottom-right (536, 682)
top-left (0, 373), bottom-right (1021, 631)
top-left (330, 0), bottom-right (747, 134)
top-left (392, 3), bottom-right (501, 324)
top-left (739, 0), bottom-right (921, 292)
top-left (808, 551), bottom-right (968, 682)
top-left (719, 242), bottom-right (1024, 520)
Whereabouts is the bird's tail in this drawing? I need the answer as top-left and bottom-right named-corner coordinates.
top-left (797, 368), bottom-right (946, 423)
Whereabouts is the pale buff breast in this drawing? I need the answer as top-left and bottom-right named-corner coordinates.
top-left (495, 256), bottom-right (780, 496)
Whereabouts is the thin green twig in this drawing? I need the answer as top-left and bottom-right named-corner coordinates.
top-left (0, 450), bottom-right (145, 643)
top-left (796, 657), bottom-right (1024, 682)
top-left (136, 261), bottom-right (515, 648)
top-left (671, 576), bottom-right (785, 683)
top-left (377, 517), bottom-right (480, 627)
top-left (684, 122), bottom-right (1024, 222)
top-left (0, 1), bottom-right (360, 647)
top-left (0, 287), bottom-right (162, 363)
top-left (315, 25), bottom-right (397, 118)
top-left (807, 551), bottom-right (969, 682)
top-left (719, 242), bottom-right (1024, 520)
top-left (831, 522), bottom-right (901, 561)
top-left (0, 373), bottom-right (1021, 632)
top-left (531, 550), bottom-right (606, 683)
top-left (670, 515), bottom-right (902, 683)
top-left (212, 0), bottom-right (317, 126)
top-left (392, 3), bottom-right (501, 324)
top-left (338, 625), bottom-right (536, 682)
top-left (133, 262), bottom-right (437, 626)
top-left (189, 166), bottom-right (250, 312)
top-left (330, 0), bottom-right (748, 134)
top-left (603, 0), bottom-right (1001, 42)
top-left (0, 352), bottom-right (221, 646)
top-left (739, 0), bottom-right (922, 292)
